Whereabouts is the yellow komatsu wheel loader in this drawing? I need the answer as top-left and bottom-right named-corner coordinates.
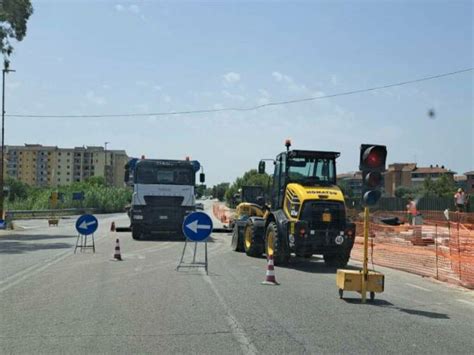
top-left (232, 140), bottom-right (356, 267)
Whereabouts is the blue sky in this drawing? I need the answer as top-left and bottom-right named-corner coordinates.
top-left (6, 0), bottom-right (473, 185)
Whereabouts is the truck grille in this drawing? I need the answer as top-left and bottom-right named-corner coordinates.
top-left (144, 196), bottom-right (184, 207)
top-left (300, 201), bottom-right (346, 230)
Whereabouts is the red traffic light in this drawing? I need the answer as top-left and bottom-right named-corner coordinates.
top-left (360, 145), bottom-right (387, 171)
top-left (360, 144), bottom-right (387, 206)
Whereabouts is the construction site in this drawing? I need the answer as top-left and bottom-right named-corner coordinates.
top-left (214, 202), bottom-right (474, 290)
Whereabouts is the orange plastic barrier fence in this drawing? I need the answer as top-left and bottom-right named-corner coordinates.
top-left (351, 220), bottom-right (474, 289)
top-left (212, 202), bottom-right (234, 225)
top-left (372, 210), bottom-right (474, 229)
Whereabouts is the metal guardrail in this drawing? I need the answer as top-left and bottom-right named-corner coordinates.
top-left (5, 208), bottom-right (98, 220)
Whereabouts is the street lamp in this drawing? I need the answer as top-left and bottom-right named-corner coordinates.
top-left (0, 60), bottom-right (16, 220)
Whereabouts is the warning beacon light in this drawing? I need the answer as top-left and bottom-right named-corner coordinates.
top-left (359, 144), bottom-right (387, 206)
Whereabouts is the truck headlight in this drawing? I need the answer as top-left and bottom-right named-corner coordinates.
top-left (335, 235), bottom-right (344, 245)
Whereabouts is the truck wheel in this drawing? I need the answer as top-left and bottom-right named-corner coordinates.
top-left (231, 224), bottom-right (244, 252)
top-left (243, 220), bottom-right (262, 257)
top-left (132, 226), bottom-right (141, 240)
top-left (323, 252), bottom-right (350, 268)
top-left (265, 222), bottom-right (290, 265)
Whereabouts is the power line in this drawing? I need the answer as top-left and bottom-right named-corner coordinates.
top-left (7, 67), bottom-right (473, 119)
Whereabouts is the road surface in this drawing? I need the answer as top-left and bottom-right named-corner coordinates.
top-left (1, 201), bottom-right (473, 354)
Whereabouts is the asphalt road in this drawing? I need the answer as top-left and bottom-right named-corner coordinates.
top-left (1, 202), bottom-right (473, 354)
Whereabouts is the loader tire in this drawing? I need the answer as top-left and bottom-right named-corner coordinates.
top-left (231, 224), bottom-right (244, 252)
top-left (265, 221), bottom-right (290, 265)
top-left (243, 220), bottom-right (262, 257)
top-left (132, 225), bottom-right (142, 240)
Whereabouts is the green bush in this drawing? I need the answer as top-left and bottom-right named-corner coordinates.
top-left (4, 179), bottom-right (132, 213)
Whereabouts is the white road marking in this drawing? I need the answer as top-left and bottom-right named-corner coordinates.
top-left (0, 263), bottom-right (40, 285)
top-left (457, 299), bottom-right (474, 307)
top-left (0, 250), bottom-right (72, 293)
top-left (128, 243), bottom-right (172, 254)
top-left (203, 274), bottom-right (257, 355)
top-left (406, 283), bottom-right (432, 292)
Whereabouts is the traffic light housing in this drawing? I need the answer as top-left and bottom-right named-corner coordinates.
top-left (359, 144), bottom-right (387, 206)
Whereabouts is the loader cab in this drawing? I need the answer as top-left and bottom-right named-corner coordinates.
top-left (270, 150), bottom-right (339, 209)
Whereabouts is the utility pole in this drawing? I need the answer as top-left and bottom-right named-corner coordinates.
top-left (0, 60), bottom-right (15, 220)
top-left (104, 141), bottom-right (110, 187)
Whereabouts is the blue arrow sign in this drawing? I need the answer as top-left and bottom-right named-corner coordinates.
top-left (182, 212), bottom-right (213, 242)
top-left (75, 214), bottom-right (98, 235)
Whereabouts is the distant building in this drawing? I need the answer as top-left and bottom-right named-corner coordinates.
top-left (337, 171), bottom-right (362, 197)
top-left (384, 163), bottom-right (416, 197)
top-left (410, 165), bottom-right (456, 188)
top-left (454, 175), bottom-right (467, 191)
top-left (384, 163), bottom-right (456, 196)
top-left (464, 171), bottom-right (474, 194)
top-left (5, 144), bottom-right (128, 188)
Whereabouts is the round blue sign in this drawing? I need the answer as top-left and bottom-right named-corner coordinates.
top-left (191, 160), bottom-right (201, 173)
top-left (75, 214), bottom-right (99, 235)
top-left (182, 212), bottom-right (213, 242)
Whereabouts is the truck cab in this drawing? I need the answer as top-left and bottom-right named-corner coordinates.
top-left (125, 159), bottom-right (203, 239)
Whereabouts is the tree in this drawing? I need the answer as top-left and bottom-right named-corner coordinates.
top-left (5, 177), bottom-right (29, 202)
top-left (85, 176), bottom-right (105, 186)
top-left (0, 0), bottom-right (33, 62)
top-left (422, 174), bottom-right (457, 198)
top-left (395, 185), bottom-right (421, 199)
top-left (212, 183), bottom-right (229, 202)
top-left (195, 184), bottom-right (207, 199)
top-left (337, 180), bottom-right (354, 199)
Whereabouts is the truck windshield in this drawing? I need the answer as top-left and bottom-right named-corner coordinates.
top-left (287, 158), bottom-right (335, 185)
top-left (135, 164), bottom-right (194, 185)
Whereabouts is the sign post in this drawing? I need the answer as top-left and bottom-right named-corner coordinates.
top-left (74, 214), bottom-right (98, 253)
top-left (177, 212), bottom-right (213, 275)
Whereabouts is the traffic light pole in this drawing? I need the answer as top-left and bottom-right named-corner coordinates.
top-left (361, 206), bottom-right (369, 303)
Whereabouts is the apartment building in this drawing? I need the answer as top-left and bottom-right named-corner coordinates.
top-left (464, 171), bottom-right (474, 194)
top-left (384, 163), bottom-right (456, 196)
top-left (336, 172), bottom-right (363, 197)
top-left (338, 163), bottom-right (462, 198)
top-left (5, 144), bottom-right (129, 188)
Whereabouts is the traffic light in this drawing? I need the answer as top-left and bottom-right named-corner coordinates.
top-left (359, 144), bottom-right (387, 206)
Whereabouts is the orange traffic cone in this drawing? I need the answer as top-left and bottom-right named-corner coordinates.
top-left (110, 221), bottom-right (116, 232)
top-left (262, 254), bottom-right (279, 285)
top-left (114, 238), bottom-right (122, 261)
